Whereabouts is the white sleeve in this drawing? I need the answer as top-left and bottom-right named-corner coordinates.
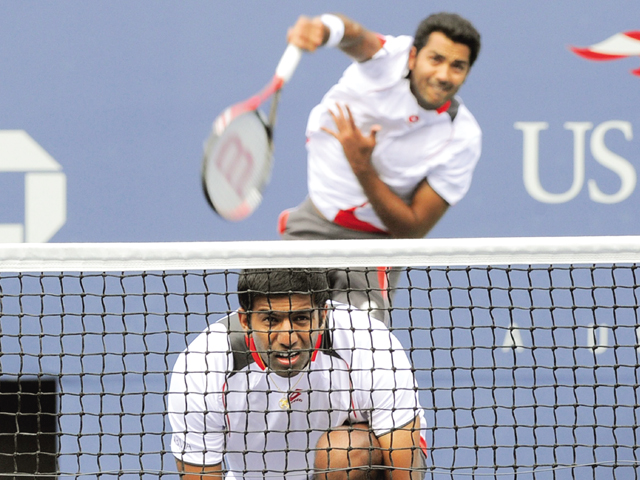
top-left (427, 113), bottom-right (482, 206)
top-left (168, 327), bottom-right (229, 467)
top-left (352, 326), bottom-right (423, 437)
top-left (336, 35), bottom-right (414, 92)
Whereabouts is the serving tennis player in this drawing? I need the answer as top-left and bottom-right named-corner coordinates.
top-left (278, 13), bottom-right (482, 321)
top-left (168, 269), bottom-right (426, 479)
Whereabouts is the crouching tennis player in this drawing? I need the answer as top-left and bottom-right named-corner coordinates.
top-left (168, 269), bottom-right (426, 479)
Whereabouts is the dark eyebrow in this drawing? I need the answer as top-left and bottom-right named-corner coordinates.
top-left (251, 308), bottom-right (315, 315)
top-left (289, 309), bottom-right (315, 318)
top-left (425, 47), bottom-right (469, 65)
top-left (452, 59), bottom-right (469, 67)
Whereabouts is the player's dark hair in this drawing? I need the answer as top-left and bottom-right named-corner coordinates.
top-left (413, 12), bottom-right (481, 67)
top-left (237, 268), bottom-right (330, 312)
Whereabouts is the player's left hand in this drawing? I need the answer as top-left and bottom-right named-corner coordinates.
top-left (321, 103), bottom-right (381, 177)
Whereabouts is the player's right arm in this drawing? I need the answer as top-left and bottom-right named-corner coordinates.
top-left (176, 459), bottom-right (223, 479)
top-left (287, 14), bottom-right (383, 62)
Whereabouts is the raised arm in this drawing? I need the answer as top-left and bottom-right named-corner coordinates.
top-left (287, 14), bottom-right (383, 62)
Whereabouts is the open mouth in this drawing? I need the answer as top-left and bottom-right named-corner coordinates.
top-left (273, 351), bottom-right (301, 367)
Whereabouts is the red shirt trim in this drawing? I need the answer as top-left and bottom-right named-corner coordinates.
top-left (311, 332), bottom-right (324, 362)
top-left (277, 209), bottom-right (290, 235)
top-left (420, 436), bottom-right (428, 456)
top-left (245, 335), bottom-right (267, 370)
top-left (377, 267), bottom-right (389, 300)
top-left (436, 100), bottom-right (451, 114)
top-left (222, 381), bottom-right (231, 428)
top-left (334, 206), bottom-right (388, 234)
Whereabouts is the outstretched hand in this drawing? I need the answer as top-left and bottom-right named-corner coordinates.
top-left (321, 103), bottom-right (381, 177)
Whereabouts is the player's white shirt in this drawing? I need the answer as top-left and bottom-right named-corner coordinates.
top-left (168, 303), bottom-right (425, 479)
top-left (306, 34), bottom-right (482, 233)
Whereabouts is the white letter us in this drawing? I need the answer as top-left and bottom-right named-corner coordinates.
top-left (515, 121), bottom-right (635, 204)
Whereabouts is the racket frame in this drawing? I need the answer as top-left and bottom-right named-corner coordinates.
top-left (201, 45), bottom-right (302, 221)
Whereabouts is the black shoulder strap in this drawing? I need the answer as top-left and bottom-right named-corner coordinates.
top-left (446, 97), bottom-right (460, 122)
top-left (318, 309), bottom-right (344, 360)
top-left (217, 312), bottom-right (255, 377)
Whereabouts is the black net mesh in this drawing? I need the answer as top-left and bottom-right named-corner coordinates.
top-left (0, 265), bottom-right (638, 479)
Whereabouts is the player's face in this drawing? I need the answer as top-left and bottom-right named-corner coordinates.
top-left (239, 294), bottom-right (326, 378)
top-left (408, 31), bottom-right (471, 110)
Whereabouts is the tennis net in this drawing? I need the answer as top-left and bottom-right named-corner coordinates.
top-left (0, 236), bottom-right (639, 479)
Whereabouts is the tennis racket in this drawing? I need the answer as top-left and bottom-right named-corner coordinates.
top-left (202, 44), bottom-right (303, 221)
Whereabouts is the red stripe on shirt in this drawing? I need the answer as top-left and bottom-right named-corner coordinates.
top-left (420, 436), bottom-right (428, 456)
top-left (246, 335), bottom-right (267, 370)
top-left (311, 332), bottom-right (324, 362)
top-left (377, 267), bottom-right (389, 300)
top-left (277, 209), bottom-right (290, 235)
top-left (334, 206), bottom-right (387, 234)
top-left (436, 100), bottom-right (451, 114)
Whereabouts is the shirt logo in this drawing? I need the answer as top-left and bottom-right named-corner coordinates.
top-left (570, 31), bottom-right (640, 76)
top-left (173, 436), bottom-right (195, 452)
top-left (288, 390), bottom-right (303, 405)
top-left (408, 115), bottom-right (419, 123)
top-left (278, 389), bottom-right (303, 409)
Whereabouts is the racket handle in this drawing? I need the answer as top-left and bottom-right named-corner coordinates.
top-left (275, 44), bottom-right (303, 83)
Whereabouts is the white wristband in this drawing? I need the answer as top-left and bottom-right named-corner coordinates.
top-left (320, 14), bottom-right (345, 48)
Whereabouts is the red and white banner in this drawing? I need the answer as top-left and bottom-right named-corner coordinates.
top-left (570, 31), bottom-right (640, 75)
